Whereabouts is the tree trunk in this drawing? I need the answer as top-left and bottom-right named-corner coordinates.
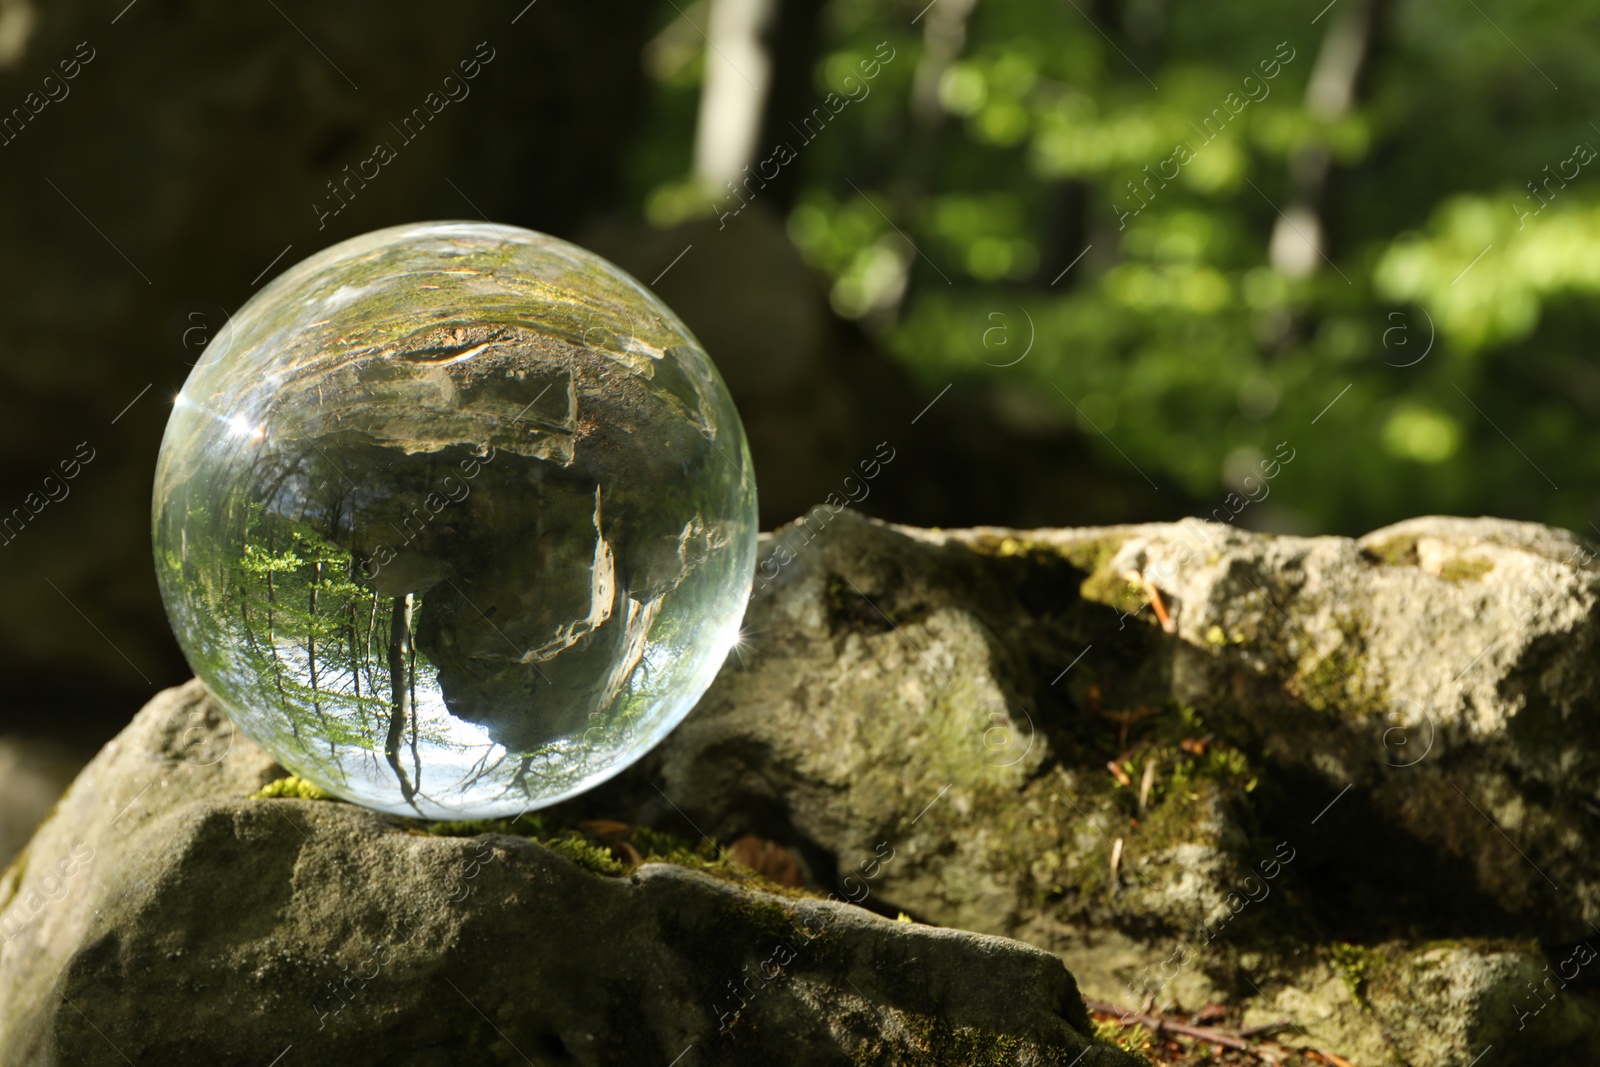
top-left (693, 0), bottom-right (778, 189)
top-left (1268, 0), bottom-right (1382, 277)
top-left (385, 593), bottom-right (418, 808)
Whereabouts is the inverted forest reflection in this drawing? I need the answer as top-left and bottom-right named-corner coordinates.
top-left (152, 223), bottom-right (758, 817)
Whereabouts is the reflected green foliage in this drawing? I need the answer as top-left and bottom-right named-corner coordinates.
top-left (635, 0), bottom-right (1600, 533)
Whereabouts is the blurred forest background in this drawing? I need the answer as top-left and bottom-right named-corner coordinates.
top-left (0, 0), bottom-right (1591, 752)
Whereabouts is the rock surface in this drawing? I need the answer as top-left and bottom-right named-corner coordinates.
top-left (11, 509), bottom-right (1600, 1065)
top-left (566, 508), bottom-right (1600, 1066)
top-left (0, 681), bottom-right (1136, 1066)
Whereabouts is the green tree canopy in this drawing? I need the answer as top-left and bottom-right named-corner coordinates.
top-left (630, 0), bottom-right (1600, 534)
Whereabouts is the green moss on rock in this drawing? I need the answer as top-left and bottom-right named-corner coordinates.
top-left (421, 817), bottom-right (821, 897)
top-left (1438, 557), bottom-right (1494, 582)
top-left (851, 1012), bottom-right (1128, 1067)
top-left (1059, 535), bottom-right (1127, 577)
top-left (1091, 1019), bottom-right (1156, 1064)
top-left (1362, 534), bottom-right (1496, 582)
top-left (1290, 611), bottom-right (1389, 720)
top-left (250, 775), bottom-right (334, 801)
top-left (542, 833), bottom-right (627, 875)
top-left (1080, 569), bottom-right (1146, 615)
top-left (964, 532), bottom-right (1136, 613)
top-left (1362, 534), bottom-right (1421, 567)
top-left (423, 815), bottom-right (548, 838)
top-left (1329, 942), bottom-right (1379, 1008)
top-left (728, 891), bottom-right (804, 938)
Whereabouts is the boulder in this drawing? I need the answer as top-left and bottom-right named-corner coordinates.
top-left (0, 680), bottom-right (1136, 1067)
top-left (566, 508), bottom-right (1600, 1065)
top-left (1243, 939), bottom-right (1600, 1066)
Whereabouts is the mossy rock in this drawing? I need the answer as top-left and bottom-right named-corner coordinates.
top-left (0, 681), bottom-right (1137, 1067)
top-left (564, 509), bottom-right (1600, 1067)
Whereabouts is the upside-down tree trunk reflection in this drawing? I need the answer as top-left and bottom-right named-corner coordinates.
top-left (308, 558), bottom-right (328, 755)
top-left (262, 521), bottom-right (294, 738)
top-left (384, 592), bottom-right (419, 810)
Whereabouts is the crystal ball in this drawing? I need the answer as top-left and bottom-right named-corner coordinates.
top-left (153, 222), bottom-right (757, 817)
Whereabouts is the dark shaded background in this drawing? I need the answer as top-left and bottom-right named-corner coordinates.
top-left (0, 0), bottom-right (1589, 754)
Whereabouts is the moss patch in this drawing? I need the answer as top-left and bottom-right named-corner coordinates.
top-left (1336, 937), bottom-right (1541, 1013)
top-left (424, 815), bottom-right (547, 838)
top-left (1289, 611), bottom-right (1388, 720)
top-left (250, 775), bottom-right (334, 801)
top-left (1364, 537), bottom-right (1494, 581)
top-left (963, 533), bottom-right (1137, 612)
top-left (426, 816), bottom-right (628, 875)
top-left (1059, 534), bottom-right (1128, 577)
top-left (1361, 534), bottom-right (1421, 567)
top-left (1080, 569), bottom-right (1147, 615)
top-left (728, 890), bottom-right (804, 939)
top-left (1328, 942), bottom-right (1377, 1008)
top-left (543, 834), bottom-right (626, 875)
top-left (961, 532), bottom-right (1112, 566)
top-left (424, 817), bottom-right (819, 897)
top-left (964, 530), bottom-right (1126, 577)
top-left (1023, 712), bottom-right (1264, 925)
top-left (1092, 1018), bottom-right (1157, 1064)
top-left (849, 1012), bottom-right (1132, 1067)
top-left (1438, 557), bottom-right (1495, 582)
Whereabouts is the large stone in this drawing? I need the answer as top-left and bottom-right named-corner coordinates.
top-left (0, 680), bottom-right (1137, 1067)
top-left (565, 508), bottom-right (1600, 1066)
top-left (1243, 939), bottom-right (1600, 1066)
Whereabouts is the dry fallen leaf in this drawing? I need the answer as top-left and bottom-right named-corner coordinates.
top-left (726, 834), bottom-right (804, 887)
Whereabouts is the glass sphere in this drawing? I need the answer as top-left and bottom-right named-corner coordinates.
top-left (153, 222), bottom-right (756, 818)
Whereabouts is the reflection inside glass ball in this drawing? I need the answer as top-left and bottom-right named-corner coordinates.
top-left (153, 222), bottom-right (757, 817)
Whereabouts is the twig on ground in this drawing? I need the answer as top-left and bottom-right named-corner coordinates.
top-left (1086, 999), bottom-right (1253, 1051)
top-left (1125, 569), bottom-right (1176, 633)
